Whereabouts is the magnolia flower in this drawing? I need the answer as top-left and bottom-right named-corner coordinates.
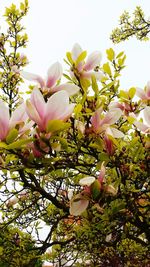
top-left (26, 88), bottom-right (75, 131)
top-left (136, 81), bottom-right (150, 100)
top-left (69, 43), bottom-right (103, 81)
top-left (69, 192), bottom-right (90, 216)
top-left (21, 62), bottom-right (79, 96)
top-left (0, 100), bottom-right (32, 141)
top-left (109, 101), bottom-right (134, 114)
top-left (70, 163), bottom-right (106, 216)
top-left (134, 106), bottom-right (150, 133)
top-left (91, 107), bottom-right (124, 138)
top-left (6, 196), bottom-right (18, 208)
top-left (104, 135), bottom-right (115, 156)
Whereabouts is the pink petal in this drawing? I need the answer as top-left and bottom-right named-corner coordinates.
top-left (102, 109), bottom-right (122, 125)
top-left (57, 103), bottom-right (75, 121)
top-left (46, 62), bottom-right (63, 88)
top-left (71, 43), bottom-right (83, 61)
top-left (21, 71), bottom-right (45, 88)
top-left (144, 106), bottom-right (150, 126)
top-left (26, 100), bottom-right (44, 130)
top-left (136, 87), bottom-right (147, 100)
top-left (45, 90), bottom-right (74, 123)
top-left (109, 102), bottom-right (124, 111)
top-left (146, 81), bottom-right (150, 98)
top-left (9, 103), bottom-right (27, 129)
top-left (104, 135), bottom-right (114, 156)
top-left (70, 194), bottom-right (89, 216)
top-left (91, 108), bottom-right (103, 132)
top-left (31, 87), bottom-right (46, 120)
top-left (52, 83), bottom-right (79, 96)
top-left (98, 162), bottom-right (106, 183)
top-left (84, 51), bottom-right (102, 71)
top-left (0, 100), bottom-right (9, 140)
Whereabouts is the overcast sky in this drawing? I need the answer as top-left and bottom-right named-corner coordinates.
top-left (0, 0), bottom-right (150, 91)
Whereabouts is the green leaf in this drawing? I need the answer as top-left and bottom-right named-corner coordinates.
top-left (116, 51), bottom-right (124, 58)
top-left (7, 138), bottom-right (32, 150)
top-left (75, 50), bottom-right (87, 66)
top-left (46, 120), bottom-right (70, 133)
top-left (20, 2), bottom-right (25, 10)
top-left (106, 48), bottom-right (115, 61)
top-left (66, 52), bottom-right (74, 65)
top-left (91, 75), bottom-right (99, 95)
top-left (0, 142), bottom-right (7, 149)
top-left (6, 129), bottom-right (18, 144)
top-left (0, 246), bottom-right (3, 256)
top-left (128, 87), bottom-right (136, 99)
top-left (91, 180), bottom-right (101, 200)
top-left (103, 63), bottom-right (112, 76)
top-left (127, 116), bottom-right (135, 124)
top-left (80, 78), bottom-right (91, 90)
top-left (118, 55), bottom-right (126, 66)
top-left (119, 90), bottom-right (128, 100)
top-left (74, 103), bottom-right (82, 115)
top-left (99, 152), bottom-right (109, 162)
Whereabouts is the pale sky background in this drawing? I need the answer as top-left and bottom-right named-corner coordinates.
top-left (0, 0), bottom-right (150, 91)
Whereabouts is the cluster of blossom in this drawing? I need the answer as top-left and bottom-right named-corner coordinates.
top-left (0, 43), bottom-right (149, 215)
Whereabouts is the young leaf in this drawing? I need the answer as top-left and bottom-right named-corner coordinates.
top-left (46, 120), bottom-right (70, 133)
top-left (103, 63), bottom-right (112, 76)
top-left (6, 129), bottom-right (18, 144)
top-left (106, 48), bottom-right (115, 61)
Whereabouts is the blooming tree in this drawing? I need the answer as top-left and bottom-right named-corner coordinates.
top-left (0, 1), bottom-right (149, 266)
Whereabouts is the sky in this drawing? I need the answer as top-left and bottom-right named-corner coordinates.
top-left (0, 0), bottom-right (150, 91)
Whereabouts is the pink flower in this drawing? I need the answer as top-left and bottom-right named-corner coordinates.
top-left (136, 81), bottom-right (150, 100)
top-left (69, 43), bottom-right (103, 81)
top-left (0, 100), bottom-right (32, 141)
top-left (26, 88), bottom-right (75, 131)
top-left (21, 62), bottom-right (79, 96)
top-left (104, 135), bottom-right (115, 156)
top-left (134, 106), bottom-right (150, 133)
top-left (91, 108), bottom-right (124, 138)
top-left (98, 162), bottom-right (106, 184)
top-left (70, 163), bottom-right (106, 216)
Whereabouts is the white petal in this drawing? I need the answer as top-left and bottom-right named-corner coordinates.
top-left (71, 43), bottom-right (83, 61)
top-left (46, 62), bottom-right (63, 88)
top-left (52, 83), bottom-right (80, 96)
top-left (144, 106), bottom-right (150, 126)
top-left (26, 100), bottom-right (43, 130)
top-left (21, 71), bottom-right (45, 88)
top-left (9, 103), bottom-right (27, 129)
top-left (0, 100), bottom-right (9, 140)
top-left (70, 194), bottom-right (89, 216)
top-left (19, 120), bottom-right (34, 135)
top-left (102, 108), bottom-right (122, 125)
top-left (46, 90), bottom-right (74, 122)
top-left (134, 121), bottom-right (149, 133)
top-left (146, 81), bottom-right (150, 98)
top-left (136, 87), bottom-right (147, 100)
top-left (84, 51), bottom-right (102, 71)
top-left (68, 189), bottom-right (74, 200)
top-left (94, 71), bottom-right (105, 81)
top-left (79, 176), bottom-right (95, 186)
top-left (106, 127), bottom-right (124, 138)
